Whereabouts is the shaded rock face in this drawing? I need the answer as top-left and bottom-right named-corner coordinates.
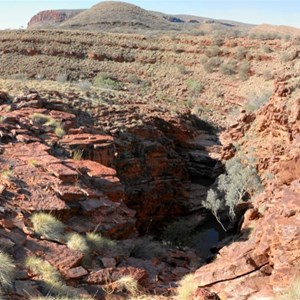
top-left (194, 76), bottom-right (300, 299)
top-left (27, 10), bottom-right (84, 29)
top-left (112, 113), bottom-right (222, 233)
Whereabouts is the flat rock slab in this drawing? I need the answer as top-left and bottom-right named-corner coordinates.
top-left (59, 133), bottom-right (113, 147)
top-left (66, 266), bottom-right (88, 279)
top-left (45, 162), bottom-right (79, 183)
top-left (65, 159), bottom-right (116, 178)
top-left (86, 266), bottom-right (148, 284)
top-left (58, 133), bottom-right (115, 166)
top-left (26, 237), bottom-right (84, 271)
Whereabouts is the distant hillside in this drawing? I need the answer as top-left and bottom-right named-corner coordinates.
top-left (27, 9), bottom-right (84, 29)
top-left (250, 23), bottom-right (300, 37)
top-left (59, 1), bottom-right (177, 32)
top-left (27, 1), bottom-right (253, 32)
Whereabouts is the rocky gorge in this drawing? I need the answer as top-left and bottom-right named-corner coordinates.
top-left (0, 72), bottom-right (299, 299)
top-left (0, 5), bottom-right (300, 298)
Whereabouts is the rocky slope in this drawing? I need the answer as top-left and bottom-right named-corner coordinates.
top-left (193, 76), bottom-right (300, 299)
top-left (0, 26), bottom-right (299, 299)
top-left (0, 86), bottom-right (222, 299)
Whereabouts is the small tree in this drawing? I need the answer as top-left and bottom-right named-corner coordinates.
top-left (205, 189), bottom-right (227, 231)
top-left (203, 157), bottom-right (262, 231)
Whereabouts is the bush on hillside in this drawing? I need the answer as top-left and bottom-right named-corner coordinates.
top-left (93, 73), bottom-right (123, 90)
top-left (203, 157), bottom-right (262, 230)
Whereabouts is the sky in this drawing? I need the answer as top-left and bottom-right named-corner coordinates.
top-left (0, 0), bottom-right (300, 30)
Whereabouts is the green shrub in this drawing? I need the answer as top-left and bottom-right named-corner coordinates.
top-left (263, 70), bottom-right (273, 81)
top-left (77, 80), bottom-right (92, 92)
top-left (203, 157), bottom-right (262, 230)
top-left (54, 126), bottom-right (66, 138)
top-left (0, 251), bottom-right (15, 288)
top-left (204, 46), bottom-right (221, 58)
top-left (220, 60), bottom-right (236, 75)
top-left (203, 57), bottom-right (222, 73)
top-left (72, 149), bottom-right (84, 161)
top-left (161, 218), bottom-right (196, 248)
top-left (245, 91), bottom-right (272, 112)
top-left (31, 113), bottom-right (65, 138)
top-left (236, 47), bottom-right (247, 60)
top-left (31, 113), bottom-right (56, 126)
top-left (10, 73), bottom-right (27, 81)
top-left (261, 45), bottom-right (272, 53)
top-left (93, 73), bottom-right (123, 90)
top-left (213, 37), bottom-right (224, 47)
top-left (186, 79), bottom-right (203, 96)
top-left (281, 52), bottom-right (291, 63)
top-left (177, 64), bottom-right (189, 75)
top-left (31, 213), bottom-right (65, 241)
top-left (238, 61), bottom-right (251, 81)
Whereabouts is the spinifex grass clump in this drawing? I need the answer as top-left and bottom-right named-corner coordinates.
top-left (86, 232), bottom-right (116, 252)
top-left (115, 275), bottom-right (139, 296)
top-left (31, 212), bottom-right (65, 241)
top-left (30, 113), bottom-right (65, 137)
top-left (176, 274), bottom-right (197, 300)
top-left (25, 256), bottom-right (71, 295)
top-left (66, 233), bottom-right (89, 254)
top-left (0, 251), bottom-right (15, 289)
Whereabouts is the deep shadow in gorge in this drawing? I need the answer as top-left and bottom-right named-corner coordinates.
top-left (112, 112), bottom-right (249, 261)
top-left (42, 90), bottom-right (251, 263)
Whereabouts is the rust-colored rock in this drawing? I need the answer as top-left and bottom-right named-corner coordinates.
top-left (86, 266), bottom-right (148, 284)
top-left (25, 237), bottom-right (84, 271)
top-left (59, 133), bottom-right (115, 167)
top-left (66, 266), bottom-right (89, 279)
top-left (194, 288), bottom-right (220, 300)
top-left (27, 10), bottom-right (84, 29)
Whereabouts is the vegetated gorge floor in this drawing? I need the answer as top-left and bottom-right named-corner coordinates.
top-left (0, 29), bottom-right (299, 300)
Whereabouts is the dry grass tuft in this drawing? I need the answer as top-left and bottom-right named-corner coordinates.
top-left (86, 232), bottom-right (116, 252)
top-left (176, 273), bottom-right (197, 300)
top-left (31, 212), bottom-right (65, 241)
top-left (115, 275), bottom-right (139, 296)
top-left (0, 251), bottom-right (15, 288)
top-left (25, 256), bottom-right (69, 295)
top-left (66, 233), bottom-right (89, 254)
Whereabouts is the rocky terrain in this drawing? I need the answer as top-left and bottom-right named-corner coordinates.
top-left (0, 4), bottom-right (300, 299)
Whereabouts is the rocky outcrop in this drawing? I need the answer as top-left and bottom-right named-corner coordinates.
top-left (194, 76), bottom-right (300, 299)
top-left (0, 89), bottom-right (221, 299)
top-left (95, 107), bottom-right (222, 232)
top-left (27, 10), bottom-right (84, 29)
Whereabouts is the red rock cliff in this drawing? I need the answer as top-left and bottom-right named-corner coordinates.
top-left (27, 10), bottom-right (85, 29)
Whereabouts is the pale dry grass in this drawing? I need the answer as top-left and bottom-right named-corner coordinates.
top-left (31, 212), bottom-right (65, 241)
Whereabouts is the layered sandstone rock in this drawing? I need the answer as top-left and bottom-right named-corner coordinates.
top-left (194, 75), bottom-right (300, 299)
top-left (27, 10), bottom-right (84, 29)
